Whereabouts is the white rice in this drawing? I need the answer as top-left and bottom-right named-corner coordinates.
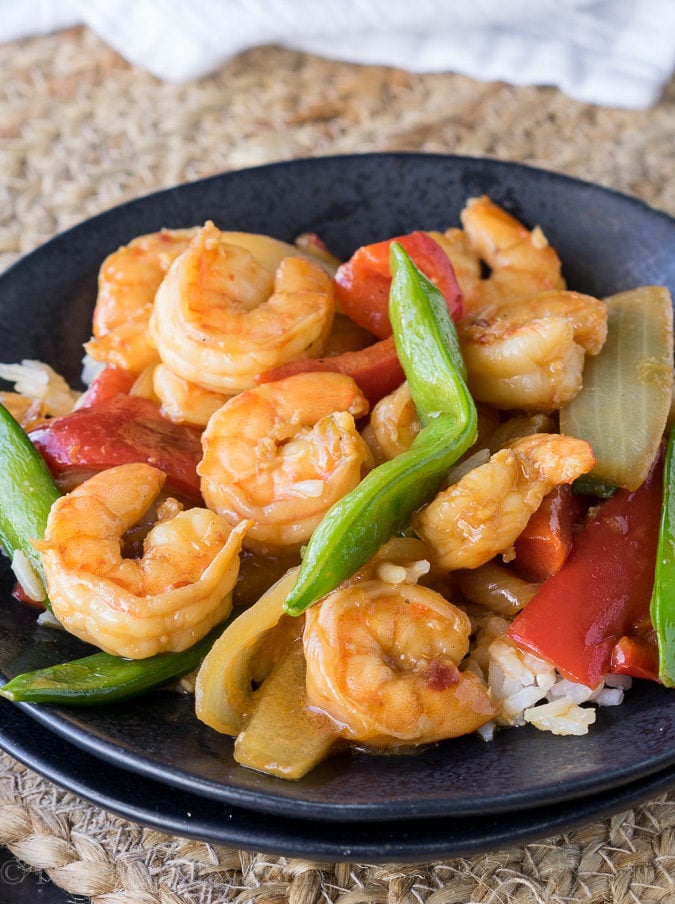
top-left (468, 618), bottom-right (632, 740)
top-left (376, 558), bottom-right (431, 585)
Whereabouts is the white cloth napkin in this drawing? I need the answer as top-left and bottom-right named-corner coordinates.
top-left (3, 0), bottom-right (675, 108)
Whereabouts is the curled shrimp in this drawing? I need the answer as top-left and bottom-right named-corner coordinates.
top-left (152, 363), bottom-right (228, 427)
top-left (303, 580), bottom-right (494, 746)
top-left (414, 433), bottom-right (595, 571)
top-left (365, 381), bottom-right (499, 465)
top-left (85, 228), bottom-right (199, 373)
top-left (149, 221), bottom-right (335, 394)
top-left (459, 195), bottom-right (566, 309)
top-left (458, 290), bottom-right (608, 411)
top-left (34, 463), bottom-right (249, 659)
top-left (367, 382), bottom-right (420, 461)
top-left (428, 227), bottom-right (482, 305)
top-left (198, 372), bottom-right (372, 551)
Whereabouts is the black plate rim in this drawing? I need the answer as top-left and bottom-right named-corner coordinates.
top-left (3, 152), bottom-right (674, 285)
top-left (1, 696), bottom-right (673, 863)
top-left (11, 686), bottom-right (675, 822)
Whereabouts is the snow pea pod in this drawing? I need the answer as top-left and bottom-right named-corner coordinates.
top-left (0, 620), bottom-right (229, 705)
top-left (650, 426), bottom-right (675, 687)
top-left (283, 244), bottom-right (476, 616)
top-left (0, 402), bottom-right (60, 602)
top-left (388, 242), bottom-right (467, 425)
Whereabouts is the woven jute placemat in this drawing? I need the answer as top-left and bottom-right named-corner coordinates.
top-left (1, 25), bottom-right (674, 903)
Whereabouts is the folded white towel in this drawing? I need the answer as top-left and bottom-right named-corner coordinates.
top-left (3, 0), bottom-right (674, 108)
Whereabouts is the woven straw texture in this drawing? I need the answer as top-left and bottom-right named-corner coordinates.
top-left (1, 24), bottom-right (674, 904)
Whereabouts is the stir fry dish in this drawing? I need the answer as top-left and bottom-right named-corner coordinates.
top-left (0, 195), bottom-right (673, 781)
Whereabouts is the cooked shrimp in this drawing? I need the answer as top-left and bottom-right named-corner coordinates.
top-left (199, 372), bottom-right (371, 551)
top-left (414, 433), bottom-right (595, 571)
top-left (458, 290), bottom-right (608, 411)
top-left (34, 462), bottom-right (249, 659)
top-left (303, 580), bottom-right (494, 746)
top-left (459, 195), bottom-right (566, 309)
top-left (152, 363), bottom-right (228, 427)
top-left (85, 228), bottom-right (199, 372)
top-left (366, 389), bottom-right (502, 473)
top-left (149, 221), bottom-right (335, 394)
top-left (368, 382), bottom-right (420, 461)
top-left (428, 227), bottom-right (482, 303)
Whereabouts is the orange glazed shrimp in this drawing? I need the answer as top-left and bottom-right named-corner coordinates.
top-left (85, 228), bottom-right (199, 373)
top-left (34, 463), bottom-right (249, 659)
top-left (198, 372), bottom-right (371, 551)
top-left (414, 433), bottom-right (595, 571)
top-left (303, 580), bottom-right (494, 746)
top-left (457, 290), bottom-right (608, 411)
top-left (427, 227), bottom-right (483, 305)
top-left (152, 363), bottom-right (228, 427)
top-left (459, 195), bottom-right (566, 309)
top-left (367, 381), bottom-right (420, 461)
top-left (149, 221), bottom-right (336, 394)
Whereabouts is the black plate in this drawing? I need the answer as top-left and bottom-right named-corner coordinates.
top-left (2, 695), bottom-right (674, 862)
top-left (0, 154), bottom-right (674, 828)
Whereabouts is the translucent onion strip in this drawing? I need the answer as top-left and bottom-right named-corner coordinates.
top-left (195, 567), bottom-right (299, 736)
top-left (560, 287), bottom-right (673, 492)
top-left (456, 560), bottom-right (541, 617)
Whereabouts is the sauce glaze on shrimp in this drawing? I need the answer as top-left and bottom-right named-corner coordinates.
top-left (303, 580), bottom-right (494, 746)
top-left (457, 195), bottom-right (566, 309)
top-left (85, 227), bottom-right (198, 373)
top-left (415, 433), bottom-right (595, 571)
top-left (458, 290), bottom-right (608, 412)
top-left (198, 372), bottom-right (372, 551)
top-left (149, 221), bottom-right (336, 394)
top-left (35, 462), bottom-right (249, 659)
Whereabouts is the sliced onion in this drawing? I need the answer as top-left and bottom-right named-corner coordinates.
top-left (233, 639), bottom-right (337, 780)
top-left (560, 287), bottom-right (673, 491)
top-left (456, 559), bottom-right (540, 616)
top-left (195, 567), bottom-right (299, 736)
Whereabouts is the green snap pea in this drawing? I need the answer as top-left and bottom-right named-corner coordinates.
top-left (388, 242), bottom-right (467, 424)
top-left (0, 403), bottom-right (61, 602)
top-left (649, 425), bottom-right (675, 687)
top-left (283, 244), bottom-right (476, 616)
top-left (0, 621), bottom-right (230, 705)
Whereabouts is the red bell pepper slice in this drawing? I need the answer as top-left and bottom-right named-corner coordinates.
top-left (257, 335), bottom-right (404, 407)
top-left (78, 366), bottom-right (138, 408)
top-left (508, 455), bottom-right (663, 688)
top-left (334, 231), bottom-right (463, 338)
top-left (12, 581), bottom-right (45, 609)
top-left (258, 233), bottom-right (462, 406)
top-left (610, 633), bottom-right (660, 682)
top-left (513, 485), bottom-right (587, 583)
top-left (29, 394), bottom-right (203, 501)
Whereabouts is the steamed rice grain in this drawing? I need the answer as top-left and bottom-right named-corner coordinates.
top-left (470, 622), bottom-right (632, 739)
